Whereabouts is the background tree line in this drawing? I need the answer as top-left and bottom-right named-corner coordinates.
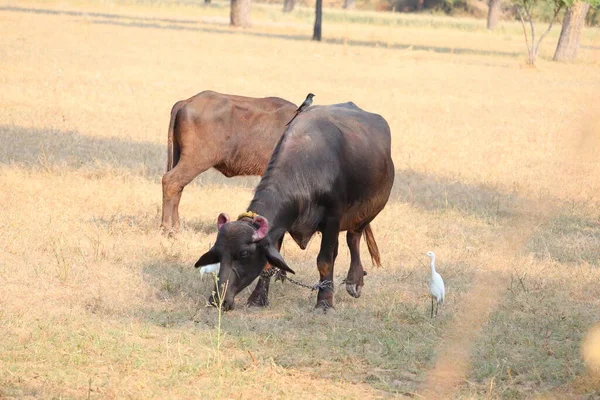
top-left (227, 0), bottom-right (598, 63)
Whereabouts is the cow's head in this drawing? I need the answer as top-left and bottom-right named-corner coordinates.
top-left (194, 212), bottom-right (294, 311)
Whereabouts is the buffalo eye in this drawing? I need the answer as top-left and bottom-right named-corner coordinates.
top-left (239, 250), bottom-right (250, 259)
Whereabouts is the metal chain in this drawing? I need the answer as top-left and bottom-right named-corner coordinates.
top-left (261, 268), bottom-right (333, 291)
top-left (260, 268), bottom-right (278, 278)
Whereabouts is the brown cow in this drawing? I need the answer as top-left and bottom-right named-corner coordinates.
top-left (161, 91), bottom-right (297, 234)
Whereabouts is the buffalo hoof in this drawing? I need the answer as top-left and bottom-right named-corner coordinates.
top-left (247, 293), bottom-right (269, 308)
top-left (346, 283), bottom-right (362, 298)
top-left (314, 299), bottom-right (334, 313)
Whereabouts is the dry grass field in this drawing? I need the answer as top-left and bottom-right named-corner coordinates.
top-left (1, 0), bottom-right (600, 398)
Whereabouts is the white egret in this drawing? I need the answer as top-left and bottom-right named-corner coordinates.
top-left (199, 263), bottom-right (220, 280)
top-left (426, 251), bottom-right (445, 318)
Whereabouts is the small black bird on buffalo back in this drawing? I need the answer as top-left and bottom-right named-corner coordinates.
top-left (286, 93), bottom-right (315, 126)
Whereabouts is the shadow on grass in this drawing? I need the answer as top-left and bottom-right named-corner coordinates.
top-left (527, 212), bottom-right (600, 266)
top-left (137, 254), bottom-right (457, 394)
top-left (391, 169), bottom-right (600, 265)
top-left (0, 384), bottom-right (46, 399)
top-left (1, 6), bottom-right (522, 58)
top-left (466, 271), bottom-right (600, 398)
top-left (140, 260), bottom-right (213, 327)
top-left (5, 123), bottom-right (597, 266)
top-left (0, 124), bottom-right (258, 187)
top-left (87, 213), bottom-right (162, 233)
top-left (184, 218), bottom-right (221, 235)
top-left (0, 4), bottom-right (225, 25)
top-left (391, 168), bottom-right (520, 220)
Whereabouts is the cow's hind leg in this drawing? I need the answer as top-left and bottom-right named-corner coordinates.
top-left (161, 157), bottom-right (211, 235)
top-left (345, 230), bottom-right (366, 298)
top-left (315, 216), bottom-right (341, 311)
top-left (247, 236), bottom-right (284, 307)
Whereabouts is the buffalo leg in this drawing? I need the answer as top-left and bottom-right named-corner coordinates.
top-left (160, 158), bottom-right (210, 235)
top-left (246, 276), bottom-right (272, 307)
top-left (344, 230), bottom-right (366, 298)
top-left (315, 216), bottom-right (340, 310)
top-left (333, 239), bottom-right (339, 261)
top-left (247, 236), bottom-right (284, 307)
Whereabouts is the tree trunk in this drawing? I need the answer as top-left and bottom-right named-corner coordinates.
top-left (313, 0), bottom-right (322, 41)
top-left (553, 1), bottom-right (591, 62)
top-left (343, 0), bottom-right (355, 9)
top-left (283, 0), bottom-right (295, 12)
top-left (586, 8), bottom-right (599, 26)
top-left (231, 0), bottom-right (251, 27)
top-left (517, 6), bottom-right (535, 64)
top-left (487, 0), bottom-right (501, 30)
top-left (416, 0), bottom-right (424, 11)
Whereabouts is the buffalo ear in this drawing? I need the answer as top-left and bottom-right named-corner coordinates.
top-left (217, 213), bottom-right (230, 230)
top-left (264, 244), bottom-right (295, 274)
top-left (194, 249), bottom-right (220, 268)
top-left (252, 215), bottom-right (269, 242)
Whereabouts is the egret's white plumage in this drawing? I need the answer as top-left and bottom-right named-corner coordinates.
top-left (426, 251), bottom-right (445, 318)
top-left (199, 263), bottom-right (220, 280)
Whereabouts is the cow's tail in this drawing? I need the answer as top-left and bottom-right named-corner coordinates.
top-left (167, 102), bottom-right (182, 172)
top-left (364, 224), bottom-right (382, 268)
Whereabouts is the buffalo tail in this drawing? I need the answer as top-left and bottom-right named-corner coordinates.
top-left (364, 224), bottom-right (382, 268)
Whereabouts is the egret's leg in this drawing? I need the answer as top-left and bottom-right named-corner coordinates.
top-left (430, 297), bottom-right (434, 318)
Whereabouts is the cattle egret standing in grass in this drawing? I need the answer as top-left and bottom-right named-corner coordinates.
top-left (426, 251), bottom-right (445, 318)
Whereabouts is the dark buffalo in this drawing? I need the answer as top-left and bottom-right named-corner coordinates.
top-left (161, 91), bottom-right (297, 234)
top-left (194, 102), bottom-right (395, 311)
